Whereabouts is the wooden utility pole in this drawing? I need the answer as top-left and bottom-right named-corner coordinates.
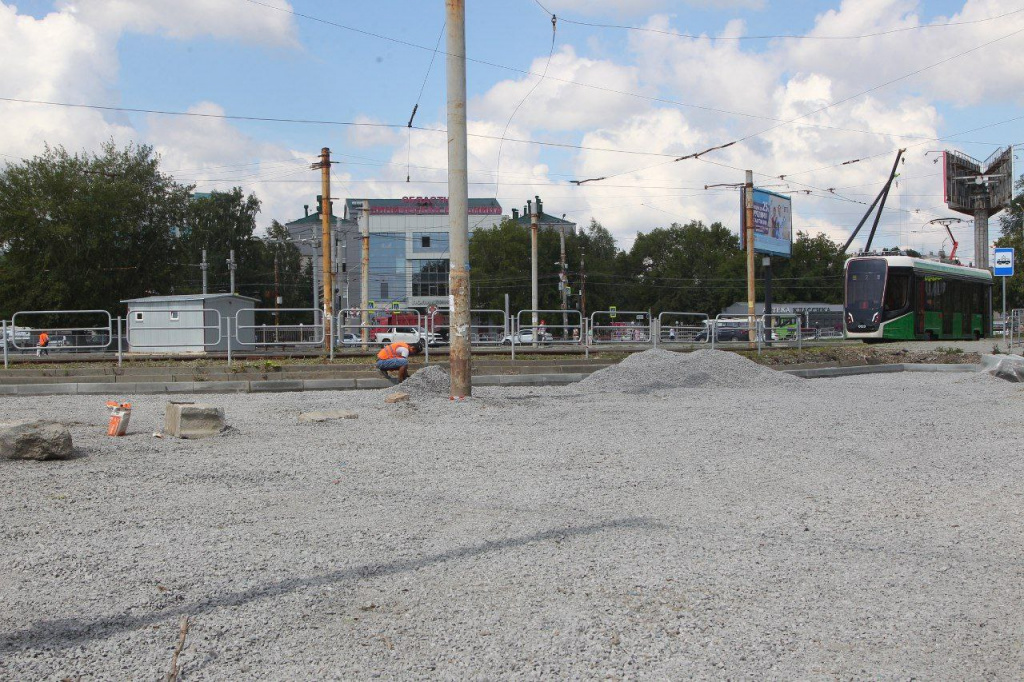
top-left (360, 200), bottom-right (370, 348)
top-left (745, 170), bottom-right (756, 348)
top-left (559, 224), bottom-right (568, 337)
top-left (312, 148), bottom-right (334, 350)
top-left (446, 0), bottom-right (472, 397)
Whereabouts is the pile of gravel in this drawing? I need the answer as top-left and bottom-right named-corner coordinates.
top-left (394, 364), bottom-right (450, 396)
top-left (578, 348), bottom-right (801, 392)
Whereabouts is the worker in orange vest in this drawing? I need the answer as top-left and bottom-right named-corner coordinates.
top-left (375, 340), bottom-right (422, 383)
top-left (36, 331), bottom-right (50, 357)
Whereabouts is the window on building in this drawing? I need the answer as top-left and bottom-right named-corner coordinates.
top-left (412, 259), bottom-right (450, 297)
top-left (413, 232), bottom-right (449, 253)
top-left (421, 235), bottom-right (431, 248)
top-left (381, 282), bottom-right (389, 299)
top-left (169, 311), bottom-right (180, 321)
top-left (341, 262), bottom-right (347, 273)
top-left (134, 312), bottom-right (144, 322)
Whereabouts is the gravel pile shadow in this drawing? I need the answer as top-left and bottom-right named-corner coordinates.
top-left (392, 365), bottom-right (451, 396)
top-left (578, 348), bottom-right (801, 393)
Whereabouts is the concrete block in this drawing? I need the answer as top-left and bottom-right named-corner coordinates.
top-left (14, 383), bottom-right (78, 396)
top-left (190, 381), bottom-right (250, 394)
top-left (356, 378), bottom-right (392, 389)
top-left (250, 380), bottom-right (304, 393)
top-left (77, 383), bottom-right (129, 395)
top-left (164, 402), bottom-right (225, 439)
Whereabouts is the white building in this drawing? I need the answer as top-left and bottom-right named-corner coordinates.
top-left (122, 294), bottom-right (257, 353)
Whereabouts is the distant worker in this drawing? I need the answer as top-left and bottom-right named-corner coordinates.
top-left (375, 340), bottom-right (422, 383)
top-left (36, 331), bottom-right (49, 357)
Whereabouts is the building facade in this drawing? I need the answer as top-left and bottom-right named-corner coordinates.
top-left (342, 197), bottom-right (505, 311)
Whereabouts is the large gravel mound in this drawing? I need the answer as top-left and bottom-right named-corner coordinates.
top-left (579, 348), bottom-right (800, 392)
top-left (395, 364), bottom-right (450, 396)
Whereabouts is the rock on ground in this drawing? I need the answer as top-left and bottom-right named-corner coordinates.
top-left (0, 420), bottom-right (73, 461)
top-left (297, 410), bottom-right (359, 423)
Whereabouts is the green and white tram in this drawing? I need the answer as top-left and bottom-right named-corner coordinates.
top-left (844, 255), bottom-right (992, 341)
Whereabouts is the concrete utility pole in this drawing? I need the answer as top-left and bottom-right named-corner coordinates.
top-left (313, 148), bottom-right (334, 350)
top-left (559, 221), bottom-right (568, 337)
top-left (274, 250), bottom-right (281, 327)
top-left (360, 200), bottom-right (370, 347)
top-left (744, 170), bottom-right (756, 347)
top-left (201, 249), bottom-right (208, 294)
top-left (227, 249), bottom-right (236, 295)
top-left (447, 0), bottom-right (472, 398)
top-left (530, 198), bottom-right (539, 346)
top-left (975, 208), bottom-right (989, 270)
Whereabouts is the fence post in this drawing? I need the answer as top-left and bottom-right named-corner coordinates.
top-left (757, 318), bottom-right (762, 354)
top-left (117, 316), bottom-right (123, 367)
top-left (226, 316), bottom-right (232, 367)
top-left (797, 320), bottom-right (803, 352)
top-left (425, 311), bottom-right (431, 366)
top-left (652, 317), bottom-right (658, 348)
top-left (329, 312), bottom-right (334, 362)
top-left (2, 320), bottom-right (7, 369)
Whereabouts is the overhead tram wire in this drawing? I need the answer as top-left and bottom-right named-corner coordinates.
top-left (406, 21), bottom-right (446, 183)
top-left (237, 0), bottom-right (1017, 145)
top-left (531, 2), bottom-right (1024, 41)
top-left (495, 13), bottom-right (557, 197)
top-left (569, 25), bottom-right (1024, 188)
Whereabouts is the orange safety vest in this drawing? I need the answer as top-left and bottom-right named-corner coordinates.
top-left (38, 332), bottom-right (49, 346)
top-left (377, 342), bottom-right (411, 361)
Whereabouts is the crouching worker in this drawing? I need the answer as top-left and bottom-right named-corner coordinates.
top-left (375, 340), bottom-right (423, 383)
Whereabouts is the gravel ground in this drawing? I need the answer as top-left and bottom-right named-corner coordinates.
top-left (1, 350), bottom-right (1022, 679)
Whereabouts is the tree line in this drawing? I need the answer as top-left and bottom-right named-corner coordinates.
top-left (16, 140), bottom-right (995, 321)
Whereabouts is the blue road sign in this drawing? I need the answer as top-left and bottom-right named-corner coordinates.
top-left (994, 248), bottom-right (1014, 277)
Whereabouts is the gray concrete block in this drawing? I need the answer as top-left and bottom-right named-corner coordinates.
top-left (356, 378), bottom-right (392, 389)
top-left (249, 380), bottom-right (304, 392)
top-left (76, 382), bottom-right (129, 395)
top-left (190, 381), bottom-right (250, 394)
top-left (302, 378), bottom-right (357, 391)
top-left (14, 384), bottom-right (78, 395)
top-left (164, 402), bottom-right (225, 439)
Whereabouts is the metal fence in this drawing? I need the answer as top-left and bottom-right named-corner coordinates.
top-left (1008, 309), bottom-right (1024, 347)
top-left (236, 308), bottom-right (325, 347)
top-left (589, 311), bottom-right (653, 345)
top-left (657, 312), bottom-right (709, 344)
top-left (424, 309), bottom-right (508, 365)
top-left (336, 308), bottom-right (425, 350)
top-left (9, 310), bottom-right (113, 352)
top-left (708, 314), bottom-right (759, 349)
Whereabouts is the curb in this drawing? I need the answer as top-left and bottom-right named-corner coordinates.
top-left (784, 363), bottom-right (979, 379)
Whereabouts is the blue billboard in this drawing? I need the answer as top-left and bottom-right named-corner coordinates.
top-left (742, 188), bottom-right (792, 258)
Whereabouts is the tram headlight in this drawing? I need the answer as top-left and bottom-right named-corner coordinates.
top-left (871, 312), bottom-right (880, 323)
top-left (846, 313), bottom-right (853, 325)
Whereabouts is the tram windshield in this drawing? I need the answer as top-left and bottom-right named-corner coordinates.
top-left (846, 259), bottom-right (886, 312)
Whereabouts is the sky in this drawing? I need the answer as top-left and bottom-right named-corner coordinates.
top-left (2, 0), bottom-right (1023, 260)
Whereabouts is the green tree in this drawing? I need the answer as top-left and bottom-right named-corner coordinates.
top-left (0, 142), bottom-right (192, 317)
top-left (994, 173), bottom-right (1024, 311)
top-left (177, 188), bottom-right (263, 298)
top-left (769, 231), bottom-right (847, 304)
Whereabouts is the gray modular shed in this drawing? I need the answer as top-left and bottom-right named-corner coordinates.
top-left (121, 294), bottom-right (258, 353)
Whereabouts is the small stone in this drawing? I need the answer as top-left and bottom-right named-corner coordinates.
top-left (0, 420), bottom-right (74, 460)
top-left (385, 393), bottom-right (410, 404)
top-left (298, 411), bottom-right (359, 423)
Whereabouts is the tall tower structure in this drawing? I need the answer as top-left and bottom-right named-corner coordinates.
top-left (941, 146), bottom-right (1014, 269)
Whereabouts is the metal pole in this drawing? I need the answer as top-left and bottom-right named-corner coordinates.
top-left (745, 171), bottom-right (756, 348)
top-left (228, 249), bottom-right (236, 295)
top-left (360, 200), bottom-right (370, 349)
top-left (2, 320), bottom-right (7, 369)
top-left (226, 317), bottom-right (232, 367)
top-left (320, 148), bottom-right (334, 351)
top-left (1003, 276), bottom-right (1007, 338)
top-left (530, 198), bottom-right (539, 347)
top-left (311, 249), bottom-right (319, 312)
top-left (559, 224), bottom-right (568, 337)
top-left (201, 249), bottom-right (208, 294)
top-left (763, 256), bottom-right (772, 348)
top-left (116, 316), bottom-right (122, 367)
top-left (447, 0), bottom-right (472, 398)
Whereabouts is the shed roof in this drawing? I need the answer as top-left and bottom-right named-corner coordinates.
top-left (121, 294), bottom-right (260, 304)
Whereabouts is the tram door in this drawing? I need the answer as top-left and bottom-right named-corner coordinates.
top-left (915, 277), bottom-right (926, 337)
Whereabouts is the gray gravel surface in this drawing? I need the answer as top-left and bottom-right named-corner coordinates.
top-left (1, 350), bottom-right (1022, 679)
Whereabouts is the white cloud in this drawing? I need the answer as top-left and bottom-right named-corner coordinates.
top-left (540, 0), bottom-right (763, 14)
top-left (57, 0), bottom-right (298, 46)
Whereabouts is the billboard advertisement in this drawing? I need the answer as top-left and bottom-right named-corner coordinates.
top-left (741, 188), bottom-right (792, 257)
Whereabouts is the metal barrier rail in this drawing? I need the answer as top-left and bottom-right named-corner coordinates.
top-left (336, 308), bottom-right (426, 350)
top-left (9, 309), bottom-right (113, 351)
top-left (127, 309), bottom-right (223, 349)
top-left (657, 312), bottom-right (709, 344)
top-left (1009, 308), bottom-right (1024, 347)
top-left (424, 309), bottom-right (508, 365)
top-left (513, 310), bottom-right (584, 346)
top-left (234, 308), bottom-right (324, 347)
top-left (758, 313), bottom-right (804, 352)
top-left (589, 311), bottom-right (653, 345)
top-left (709, 314), bottom-right (759, 350)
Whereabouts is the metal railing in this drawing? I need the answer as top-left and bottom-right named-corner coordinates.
top-left (657, 312), bottom-right (709, 344)
top-left (424, 309), bottom-right (508, 364)
top-left (758, 313), bottom-right (804, 352)
top-left (513, 310), bottom-right (584, 359)
top-left (9, 310), bottom-right (113, 352)
top-left (1008, 309), bottom-right (1024, 347)
top-left (235, 308), bottom-right (325, 347)
top-left (336, 308), bottom-right (426, 350)
top-left (589, 311), bottom-right (653, 345)
top-left (709, 314), bottom-right (760, 350)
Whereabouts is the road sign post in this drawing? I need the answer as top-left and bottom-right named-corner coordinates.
top-left (995, 247), bottom-right (1014, 337)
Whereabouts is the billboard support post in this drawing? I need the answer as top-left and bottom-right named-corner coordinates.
top-left (763, 256), bottom-right (772, 347)
top-left (745, 170), bottom-right (756, 347)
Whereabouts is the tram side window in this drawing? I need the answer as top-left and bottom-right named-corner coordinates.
top-left (924, 279), bottom-right (945, 312)
top-left (884, 273), bottom-right (910, 311)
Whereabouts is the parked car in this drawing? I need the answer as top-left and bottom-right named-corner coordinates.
top-left (501, 329), bottom-right (553, 345)
top-left (372, 326), bottom-right (438, 346)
